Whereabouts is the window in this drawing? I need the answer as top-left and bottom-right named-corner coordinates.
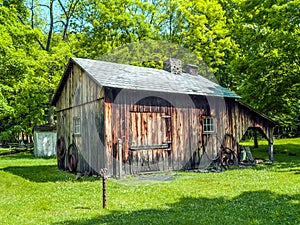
top-left (203, 117), bottom-right (214, 133)
top-left (73, 117), bottom-right (81, 135)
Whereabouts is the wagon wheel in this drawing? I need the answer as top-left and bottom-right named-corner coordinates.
top-left (220, 147), bottom-right (236, 169)
top-left (56, 137), bottom-right (66, 160)
top-left (56, 138), bottom-right (66, 170)
top-left (67, 143), bottom-right (78, 173)
top-left (219, 133), bottom-right (238, 169)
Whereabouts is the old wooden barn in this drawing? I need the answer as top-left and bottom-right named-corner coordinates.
top-left (52, 58), bottom-right (275, 176)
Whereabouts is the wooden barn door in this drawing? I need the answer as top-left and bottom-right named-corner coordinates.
top-left (129, 112), bottom-right (171, 173)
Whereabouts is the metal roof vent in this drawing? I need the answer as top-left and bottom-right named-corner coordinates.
top-left (183, 64), bottom-right (199, 76)
top-left (163, 58), bottom-right (182, 74)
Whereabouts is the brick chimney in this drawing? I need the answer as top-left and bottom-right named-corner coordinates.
top-left (163, 58), bottom-right (182, 74)
top-left (183, 64), bottom-right (199, 76)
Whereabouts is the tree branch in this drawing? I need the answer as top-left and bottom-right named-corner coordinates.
top-left (46, 0), bottom-right (54, 52)
top-left (17, 15), bottom-right (46, 50)
top-left (38, 4), bottom-right (50, 9)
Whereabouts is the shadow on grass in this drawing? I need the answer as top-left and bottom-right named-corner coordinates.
top-left (1, 165), bottom-right (76, 182)
top-left (250, 143), bottom-right (300, 173)
top-left (0, 151), bottom-right (37, 160)
top-left (2, 165), bottom-right (100, 183)
top-left (53, 190), bottom-right (300, 225)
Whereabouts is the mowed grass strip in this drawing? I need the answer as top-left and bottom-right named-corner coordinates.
top-left (0, 138), bottom-right (299, 225)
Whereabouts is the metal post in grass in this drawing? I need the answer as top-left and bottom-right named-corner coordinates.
top-left (99, 168), bottom-right (108, 208)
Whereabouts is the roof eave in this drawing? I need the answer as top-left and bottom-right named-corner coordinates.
top-left (237, 101), bottom-right (277, 126)
top-left (51, 58), bottom-right (75, 106)
top-left (51, 57), bottom-right (241, 105)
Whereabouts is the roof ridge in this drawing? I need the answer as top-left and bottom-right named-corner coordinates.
top-left (52, 57), bottom-right (240, 106)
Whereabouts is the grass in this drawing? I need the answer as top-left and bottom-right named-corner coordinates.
top-left (0, 138), bottom-right (299, 225)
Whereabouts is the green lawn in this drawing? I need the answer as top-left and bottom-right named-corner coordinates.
top-left (0, 138), bottom-right (299, 225)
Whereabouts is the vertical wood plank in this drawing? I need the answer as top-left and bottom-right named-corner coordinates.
top-left (104, 102), bottom-right (112, 175)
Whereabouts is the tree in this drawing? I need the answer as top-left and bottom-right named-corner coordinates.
top-left (162, 0), bottom-right (237, 86)
top-left (0, 2), bottom-right (74, 136)
top-left (227, 0), bottom-right (300, 130)
top-left (72, 0), bottom-right (163, 59)
top-left (0, 4), bottom-right (48, 132)
top-left (23, 0), bottom-right (81, 123)
top-left (1, 0), bottom-right (298, 137)
top-left (75, 0), bottom-right (236, 87)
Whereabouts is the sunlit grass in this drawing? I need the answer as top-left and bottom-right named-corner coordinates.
top-left (0, 139), bottom-right (299, 225)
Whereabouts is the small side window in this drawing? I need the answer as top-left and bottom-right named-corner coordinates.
top-left (203, 117), bottom-right (214, 133)
top-left (73, 117), bottom-right (81, 135)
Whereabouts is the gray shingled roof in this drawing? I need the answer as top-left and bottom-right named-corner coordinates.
top-left (52, 58), bottom-right (240, 105)
top-left (75, 58), bottom-right (239, 96)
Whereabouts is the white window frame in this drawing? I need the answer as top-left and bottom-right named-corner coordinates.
top-left (203, 117), bottom-right (214, 133)
top-left (73, 117), bottom-right (81, 135)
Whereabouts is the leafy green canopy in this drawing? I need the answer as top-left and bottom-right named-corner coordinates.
top-left (228, 0), bottom-right (300, 130)
top-left (0, 3), bottom-right (72, 140)
top-left (0, 6), bottom-right (45, 130)
top-left (0, 0), bottom-right (299, 138)
top-left (76, 0), bottom-right (236, 83)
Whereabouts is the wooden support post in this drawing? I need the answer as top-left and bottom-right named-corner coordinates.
top-left (253, 130), bottom-right (258, 148)
top-left (268, 142), bottom-right (274, 163)
top-left (268, 128), bottom-right (274, 163)
top-left (118, 139), bottom-right (122, 178)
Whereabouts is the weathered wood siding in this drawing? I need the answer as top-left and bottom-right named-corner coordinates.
top-left (103, 89), bottom-right (274, 176)
top-left (104, 89), bottom-right (217, 176)
top-left (56, 64), bottom-right (105, 174)
top-left (226, 100), bottom-right (274, 145)
top-left (55, 68), bottom-right (274, 176)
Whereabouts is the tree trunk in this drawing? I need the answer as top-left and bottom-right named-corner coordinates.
top-left (48, 89), bottom-right (54, 124)
top-left (46, 0), bottom-right (54, 52)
